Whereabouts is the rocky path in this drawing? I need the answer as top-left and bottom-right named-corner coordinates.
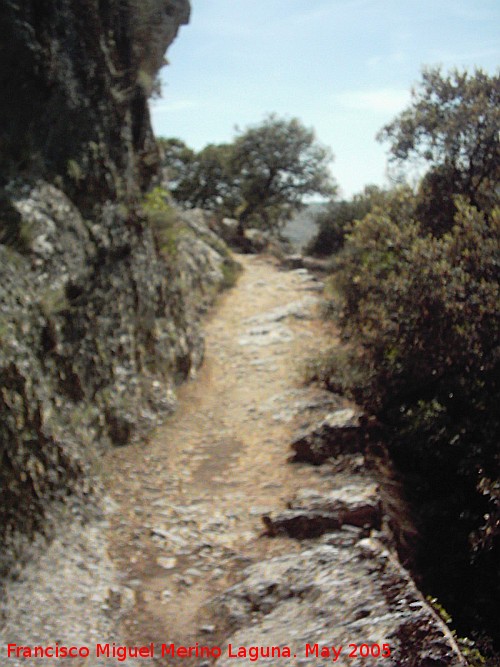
top-left (104, 254), bottom-right (466, 667)
top-left (0, 253), bottom-right (466, 667)
top-left (104, 254), bottom-right (344, 662)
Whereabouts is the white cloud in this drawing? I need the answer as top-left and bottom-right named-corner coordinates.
top-left (334, 88), bottom-right (410, 114)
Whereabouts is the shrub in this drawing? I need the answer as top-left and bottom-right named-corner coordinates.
top-left (303, 344), bottom-right (373, 398)
top-left (306, 185), bottom-right (413, 257)
top-left (220, 258), bottom-right (242, 290)
top-left (334, 199), bottom-right (499, 410)
top-left (329, 196), bottom-right (500, 646)
top-left (142, 186), bottom-right (183, 257)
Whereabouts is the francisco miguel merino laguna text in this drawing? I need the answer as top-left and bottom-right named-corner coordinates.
top-left (7, 641), bottom-right (392, 662)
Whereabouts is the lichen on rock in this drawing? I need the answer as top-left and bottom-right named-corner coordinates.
top-left (0, 0), bottom-right (241, 576)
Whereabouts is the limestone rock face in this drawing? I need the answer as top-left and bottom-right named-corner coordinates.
top-left (0, 177), bottom-right (235, 573)
top-left (0, 0), bottom-right (190, 204)
top-left (0, 1), bottom-right (241, 574)
top-left (215, 540), bottom-right (467, 666)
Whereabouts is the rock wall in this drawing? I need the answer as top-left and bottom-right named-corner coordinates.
top-left (0, 0), bottom-right (189, 205)
top-left (0, 0), bottom-right (239, 574)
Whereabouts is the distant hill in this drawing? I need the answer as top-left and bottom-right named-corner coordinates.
top-left (282, 203), bottom-right (327, 252)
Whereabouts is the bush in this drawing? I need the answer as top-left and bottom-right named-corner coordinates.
top-left (142, 186), bottom-right (183, 257)
top-left (306, 185), bottom-right (412, 257)
top-left (302, 344), bottom-right (372, 397)
top-left (329, 197), bottom-right (500, 647)
top-left (334, 199), bottom-right (499, 410)
top-left (220, 258), bottom-right (242, 290)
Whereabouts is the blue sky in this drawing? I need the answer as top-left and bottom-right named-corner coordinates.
top-left (151, 0), bottom-right (499, 198)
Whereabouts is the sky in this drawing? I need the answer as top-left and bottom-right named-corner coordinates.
top-left (151, 0), bottom-right (499, 199)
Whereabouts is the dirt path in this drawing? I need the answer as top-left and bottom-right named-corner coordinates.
top-left (104, 254), bottom-right (342, 663)
top-left (0, 253), bottom-right (467, 667)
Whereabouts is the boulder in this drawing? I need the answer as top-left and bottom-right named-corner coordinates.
top-left (262, 483), bottom-right (382, 538)
top-left (281, 253), bottom-right (305, 269)
top-left (282, 254), bottom-right (332, 272)
top-left (291, 408), bottom-right (366, 464)
top-left (243, 228), bottom-right (269, 252)
top-left (302, 255), bottom-right (333, 273)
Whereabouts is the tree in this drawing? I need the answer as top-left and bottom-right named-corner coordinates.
top-left (180, 143), bottom-right (236, 213)
top-left (159, 115), bottom-right (335, 234)
top-left (231, 115), bottom-right (335, 231)
top-left (159, 140), bottom-right (240, 214)
top-left (378, 68), bottom-right (500, 234)
top-left (306, 185), bottom-right (395, 256)
top-left (157, 138), bottom-right (196, 192)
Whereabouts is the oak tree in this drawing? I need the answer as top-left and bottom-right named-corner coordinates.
top-left (378, 67), bottom-right (500, 233)
top-left (231, 115), bottom-right (335, 231)
top-left (160, 115), bottom-right (335, 233)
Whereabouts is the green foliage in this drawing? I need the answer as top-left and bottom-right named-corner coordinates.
top-left (458, 639), bottom-right (488, 667)
top-left (427, 597), bottom-right (488, 666)
top-left (427, 595), bottom-right (453, 625)
top-left (143, 186), bottom-right (174, 214)
top-left (220, 258), bottom-right (242, 290)
top-left (378, 67), bottom-right (500, 235)
top-left (306, 185), bottom-right (402, 257)
top-left (159, 115), bottom-right (335, 234)
top-left (66, 158), bottom-right (84, 183)
top-left (158, 139), bottom-right (196, 196)
top-left (333, 197), bottom-right (499, 415)
top-left (303, 344), bottom-right (373, 398)
top-left (142, 186), bottom-right (182, 257)
top-left (231, 115), bottom-right (335, 230)
top-left (159, 139), bottom-right (240, 216)
top-left (329, 195), bottom-right (500, 646)
top-left (190, 144), bottom-right (239, 214)
top-left (355, 76), bottom-right (500, 648)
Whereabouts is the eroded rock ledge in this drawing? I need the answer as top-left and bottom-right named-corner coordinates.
top-left (212, 410), bottom-right (466, 666)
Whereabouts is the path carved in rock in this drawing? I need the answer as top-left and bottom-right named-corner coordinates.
top-left (104, 254), bottom-right (466, 667)
top-left (104, 254), bottom-right (341, 662)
